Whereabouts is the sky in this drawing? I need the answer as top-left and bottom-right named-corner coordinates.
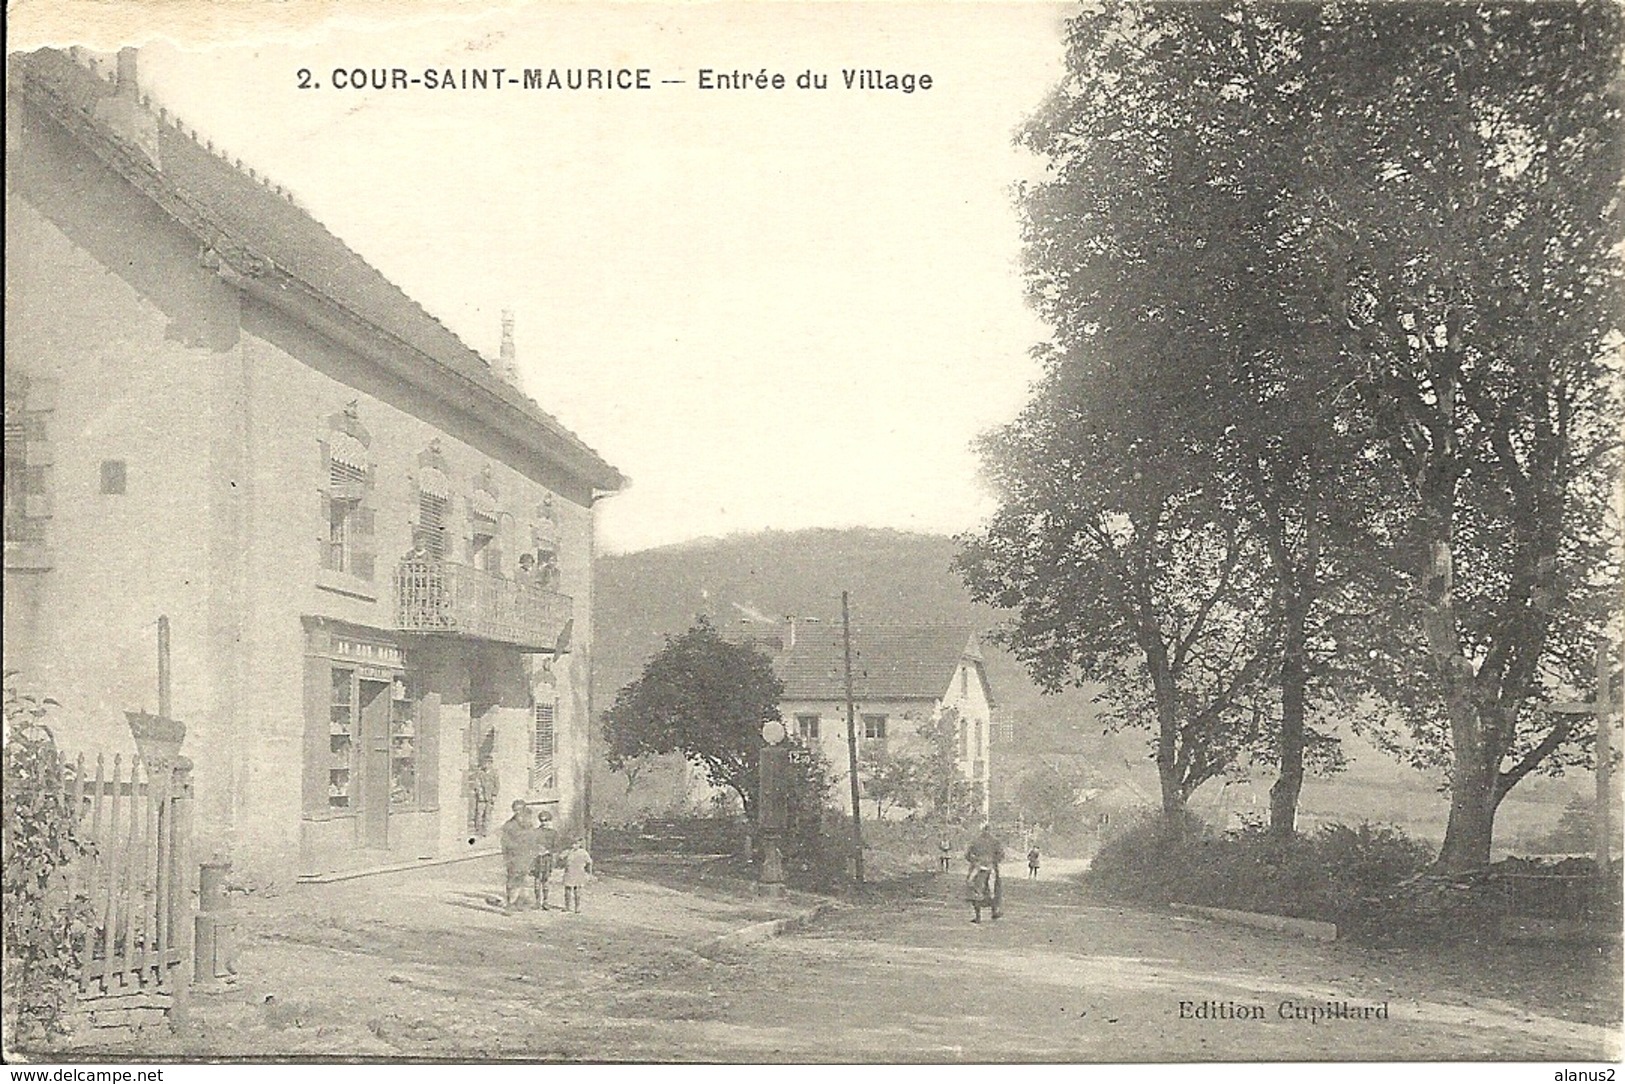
top-left (27, 2), bottom-right (1071, 554)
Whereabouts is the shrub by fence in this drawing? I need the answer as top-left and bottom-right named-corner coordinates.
top-left (1086, 813), bottom-right (1436, 941)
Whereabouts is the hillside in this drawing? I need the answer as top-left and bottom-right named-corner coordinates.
top-left (590, 527), bottom-right (1580, 850)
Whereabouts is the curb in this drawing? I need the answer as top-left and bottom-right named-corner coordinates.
top-left (1171, 902), bottom-right (1338, 942)
top-left (296, 846), bottom-right (499, 884)
top-left (706, 900), bottom-right (841, 951)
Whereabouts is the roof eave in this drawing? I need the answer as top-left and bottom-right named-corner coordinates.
top-left (226, 260), bottom-right (627, 492)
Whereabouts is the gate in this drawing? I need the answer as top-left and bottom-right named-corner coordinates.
top-left (67, 750), bottom-right (193, 1003)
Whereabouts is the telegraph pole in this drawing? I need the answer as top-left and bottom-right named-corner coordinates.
top-left (841, 591), bottom-right (864, 886)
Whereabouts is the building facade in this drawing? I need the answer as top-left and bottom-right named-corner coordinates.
top-left (771, 622), bottom-right (995, 817)
top-left (5, 49), bottom-right (624, 881)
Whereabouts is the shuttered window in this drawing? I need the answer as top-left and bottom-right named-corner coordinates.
top-left (530, 698), bottom-right (556, 790)
top-left (416, 492), bottom-right (449, 559)
top-left (319, 441), bottom-right (375, 580)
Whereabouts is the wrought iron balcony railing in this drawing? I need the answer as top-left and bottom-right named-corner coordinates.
top-left (395, 559), bottom-right (571, 652)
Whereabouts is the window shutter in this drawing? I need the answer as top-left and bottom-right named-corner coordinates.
top-left (350, 506), bottom-right (376, 581)
top-left (487, 539), bottom-right (503, 575)
top-left (531, 698), bottom-right (556, 790)
top-left (302, 659), bottom-right (330, 815)
top-left (317, 441), bottom-right (332, 570)
top-left (417, 692), bottom-right (440, 809)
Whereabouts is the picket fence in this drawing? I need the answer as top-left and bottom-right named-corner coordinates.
top-left (66, 751), bottom-right (193, 1002)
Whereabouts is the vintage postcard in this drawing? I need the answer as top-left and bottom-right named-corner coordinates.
top-left (4, 0), bottom-right (1621, 1075)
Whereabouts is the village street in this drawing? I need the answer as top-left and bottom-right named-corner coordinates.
top-left (69, 855), bottom-right (1620, 1063)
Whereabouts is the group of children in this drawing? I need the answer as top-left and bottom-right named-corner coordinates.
top-left (500, 800), bottom-right (593, 914)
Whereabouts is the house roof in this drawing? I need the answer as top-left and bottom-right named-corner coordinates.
top-left (10, 49), bottom-right (625, 492)
top-left (773, 624), bottom-right (987, 704)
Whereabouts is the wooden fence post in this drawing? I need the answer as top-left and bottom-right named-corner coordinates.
top-left (168, 759), bottom-right (194, 1030)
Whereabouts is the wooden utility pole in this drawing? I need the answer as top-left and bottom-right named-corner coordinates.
top-left (841, 591), bottom-right (864, 886)
top-left (158, 614), bottom-right (172, 719)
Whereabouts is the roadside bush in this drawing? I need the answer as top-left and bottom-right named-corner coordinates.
top-left (2, 675), bottom-right (94, 1045)
top-left (1086, 811), bottom-right (1434, 940)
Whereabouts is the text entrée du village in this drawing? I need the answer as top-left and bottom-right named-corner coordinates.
top-left (297, 67), bottom-right (934, 93)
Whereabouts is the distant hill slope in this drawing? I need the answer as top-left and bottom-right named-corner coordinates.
top-left (592, 527), bottom-right (1123, 756)
top-left (590, 527), bottom-right (1579, 848)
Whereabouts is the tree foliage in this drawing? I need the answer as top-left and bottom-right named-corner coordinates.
top-left (602, 619), bottom-right (784, 817)
top-left (857, 743), bottom-right (925, 819)
top-left (909, 708), bottom-right (985, 825)
top-left (963, 1), bottom-right (1623, 865)
top-left (2, 674), bottom-right (94, 1045)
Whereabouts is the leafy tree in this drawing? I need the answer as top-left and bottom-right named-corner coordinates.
top-left (1011, 759), bottom-right (1097, 832)
top-left (909, 708), bottom-right (986, 824)
top-left (958, 391), bottom-right (1286, 824)
top-left (1298, 3), bottom-right (1624, 869)
top-left (971, 1), bottom-right (1622, 866)
top-left (2, 674), bottom-right (94, 1044)
top-left (602, 619), bottom-right (783, 818)
top-left (782, 738), bottom-right (842, 888)
top-left (959, 2), bottom-right (1365, 833)
top-left (857, 744), bottom-right (924, 819)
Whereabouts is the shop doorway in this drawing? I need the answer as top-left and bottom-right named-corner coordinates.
top-left (358, 678), bottom-right (391, 848)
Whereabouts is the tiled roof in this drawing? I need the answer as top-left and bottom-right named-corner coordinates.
top-left (11, 49), bottom-right (625, 492)
top-left (773, 624), bottom-right (983, 703)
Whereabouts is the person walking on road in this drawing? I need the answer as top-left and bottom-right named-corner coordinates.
top-left (560, 838), bottom-right (593, 914)
top-left (964, 823), bottom-right (1005, 923)
top-left (1027, 845), bottom-right (1041, 880)
top-left (937, 836), bottom-right (953, 873)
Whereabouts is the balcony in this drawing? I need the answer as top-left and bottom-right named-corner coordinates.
top-left (395, 559), bottom-right (571, 652)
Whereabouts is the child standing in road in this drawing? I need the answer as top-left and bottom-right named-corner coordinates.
top-left (1027, 845), bottom-right (1041, 880)
top-left (561, 838), bottom-right (593, 914)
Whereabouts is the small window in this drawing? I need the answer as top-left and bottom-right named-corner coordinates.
top-left (323, 457), bottom-right (373, 577)
top-left (961, 666), bottom-right (969, 698)
top-left (974, 720), bottom-right (983, 753)
top-left (100, 460), bottom-right (126, 494)
top-left (862, 714), bottom-right (888, 741)
top-left (796, 714), bottom-right (820, 740)
top-left (328, 499), bottom-right (353, 572)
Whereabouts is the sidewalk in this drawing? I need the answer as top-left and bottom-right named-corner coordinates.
top-left (64, 853), bottom-right (827, 1059)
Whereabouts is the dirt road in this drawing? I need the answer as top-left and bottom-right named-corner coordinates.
top-left (57, 856), bottom-right (1619, 1062)
top-left (683, 872), bottom-right (1620, 1061)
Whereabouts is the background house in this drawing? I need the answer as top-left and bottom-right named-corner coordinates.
top-left (5, 48), bottom-right (624, 881)
top-left (772, 620), bottom-right (994, 817)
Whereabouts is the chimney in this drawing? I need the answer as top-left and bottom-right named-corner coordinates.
top-left (497, 309), bottom-right (522, 387)
top-left (95, 47), bottom-right (161, 169)
top-left (783, 616), bottom-right (797, 650)
top-left (116, 47), bottom-right (139, 98)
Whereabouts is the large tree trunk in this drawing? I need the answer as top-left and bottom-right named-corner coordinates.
top-left (1418, 528), bottom-right (1497, 872)
top-left (1155, 693), bottom-right (1185, 829)
top-left (1269, 597), bottom-right (1309, 841)
top-left (1436, 719), bottom-right (1497, 871)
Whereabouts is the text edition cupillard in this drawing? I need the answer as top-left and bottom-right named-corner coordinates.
top-left (1178, 1000), bottom-right (1391, 1023)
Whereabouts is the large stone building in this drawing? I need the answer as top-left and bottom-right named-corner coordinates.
top-left (5, 49), bottom-right (625, 881)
